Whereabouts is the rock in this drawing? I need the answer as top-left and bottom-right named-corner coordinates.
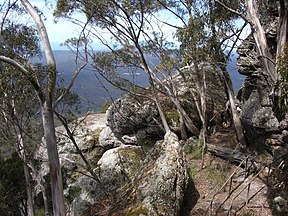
top-left (78, 132), bottom-right (189, 216)
top-left (241, 90), bottom-right (279, 132)
top-left (236, 5), bottom-right (288, 152)
top-left (273, 196), bottom-right (288, 214)
top-left (107, 62), bottom-right (228, 141)
top-left (98, 126), bottom-right (123, 149)
top-left (68, 145), bottom-right (144, 216)
top-left (35, 114), bottom-right (107, 191)
top-left (129, 132), bottom-right (188, 215)
top-left (106, 95), bottom-right (164, 142)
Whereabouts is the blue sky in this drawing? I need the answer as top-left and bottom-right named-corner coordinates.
top-left (1, 0), bottom-right (250, 51)
top-left (29, 0), bottom-right (86, 50)
top-left (21, 0), bottom-right (179, 50)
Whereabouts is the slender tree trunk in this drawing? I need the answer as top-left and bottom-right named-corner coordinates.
top-left (20, 140), bottom-right (35, 216)
top-left (147, 66), bottom-right (199, 135)
top-left (4, 95), bottom-right (35, 216)
top-left (29, 163), bottom-right (50, 216)
top-left (41, 102), bottom-right (66, 216)
top-left (20, 1), bottom-right (66, 214)
top-left (245, 0), bottom-right (277, 82)
top-left (13, 128), bottom-right (35, 216)
top-left (217, 67), bottom-right (246, 147)
top-left (276, 0), bottom-right (288, 65)
top-left (137, 49), bottom-right (171, 133)
top-left (179, 112), bottom-right (187, 140)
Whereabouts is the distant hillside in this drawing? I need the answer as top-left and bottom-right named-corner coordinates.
top-left (33, 50), bottom-right (244, 112)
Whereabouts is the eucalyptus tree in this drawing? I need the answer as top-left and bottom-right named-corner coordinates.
top-left (54, 0), bottom-right (201, 137)
top-left (0, 3), bottom-right (43, 214)
top-left (168, 0), bottom-right (247, 147)
top-left (0, 0), bottom-right (88, 214)
top-left (215, 0), bottom-right (288, 116)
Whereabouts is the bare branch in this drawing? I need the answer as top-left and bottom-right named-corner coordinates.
top-left (215, 0), bottom-right (251, 25)
top-left (0, 55), bottom-right (43, 100)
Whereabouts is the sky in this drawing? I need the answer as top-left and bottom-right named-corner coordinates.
top-left (11, 0), bottom-right (180, 50)
top-left (26, 0), bottom-right (88, 50)
top-left (1, 0), bottom-right (250, 51)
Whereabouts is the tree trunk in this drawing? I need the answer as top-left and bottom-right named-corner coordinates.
top-left (171, 96), bottom-right (200, 135)
top-left (20, 1), bottom-right (66, 214)
top-left (138, 50), bottom-right (171, 133)
top-left (179, 112), bottom-right (187, 140)
top-left (41, 102), bottom-right (66, 216)
top-left (216, 65), bottom-right (246, 147)
top-left (18, 135), bottom-right (35, 216)
top-left (245, 0), bottom-right (277, 83)
top-left (29, 163), bottom-right (50, 216)
top-left (276, 0), bottom-right (288, 64)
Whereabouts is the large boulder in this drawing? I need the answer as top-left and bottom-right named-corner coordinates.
top-left (236, 2), bottom-right (288, 152)
top-left (79, 131), bottom-right (189, 216)
top-left (67, 145), bottom-right (144, 216)
top-left (107, 62), bottom-right (228, 141)
top-left (106, 94), bottom-right (163, 142)
top-left (128, 132), bottom-right (188, 215)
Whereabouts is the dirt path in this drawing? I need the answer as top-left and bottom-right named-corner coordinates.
top-left (187, 127), bottom-right (272, 216)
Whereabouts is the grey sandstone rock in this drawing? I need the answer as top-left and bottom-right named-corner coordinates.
top-left (98, 126), bottom-right (123, 149)
top-left (68, 145), bottom-right (144, 216)
top-left (106, 62), bottom-right (228, 141)
top-left (131, 132), bottom-right (188, 215)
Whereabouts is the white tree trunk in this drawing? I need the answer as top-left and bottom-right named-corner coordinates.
top-left (276, 0), bottom-right (288, 64)
top-left (19, 1), bottom-right (66, 215)
top-left (245, 0), bottom-right (278, 82)
top-left (17, 133), bottom-right (35, 216)
top-left (41, 102), bottom-right (66, 216)
top-left (218, 68), bottom-right (246, 146)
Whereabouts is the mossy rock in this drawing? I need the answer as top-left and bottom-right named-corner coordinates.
top-left (125, 205), bottom-right (149, 216)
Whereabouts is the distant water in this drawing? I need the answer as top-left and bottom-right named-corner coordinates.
top-left (34, 50), bottom-right (244, 112)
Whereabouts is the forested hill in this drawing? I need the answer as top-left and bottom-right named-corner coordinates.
top-left (34, 50), bottom-right (244, 112)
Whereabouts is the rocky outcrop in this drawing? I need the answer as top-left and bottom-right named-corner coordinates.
top-left (237, 2), bottom-right (288, 215)
top-left (237, 3), bottom-right (288, 153)
top-left (126, 132), bottom-right (187, 215)
top-left (80, 131), bottom-right (189, 216)
top-left (36, 113), bottom-right (191, 216)
top-left (107, 62), bottom-right (228, 143)
top-left (67, 145), bottom-right (144, 216)
top-left (106, 95), bottom-right (163, 145)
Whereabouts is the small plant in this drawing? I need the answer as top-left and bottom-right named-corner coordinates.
top-left (35, 208), bottom-right (46, 216)
top-left (186, 137), bottom-right (204, 159)
top-left (100, 100), bottom-right (113, 113)
top-left (65, 185), bottom-right (82, 204)
top-left (274, 44), bottom-right (288, 118)
top-left (188, 164), bottom-right (197, 181)
top-left (206, 163), bottom-right (230, 188)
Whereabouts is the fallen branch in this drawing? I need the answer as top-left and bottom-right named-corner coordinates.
top-left (207, 144), bottom-right (254, 168)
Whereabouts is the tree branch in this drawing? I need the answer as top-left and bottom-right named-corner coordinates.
top-left (215, 0), bottom-right (251, 26)
top-left (0, 55), bottom-right (44, 100)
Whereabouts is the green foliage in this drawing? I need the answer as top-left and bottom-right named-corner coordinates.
top-left (137, 136), bottom-right (156, 152)
top-left (0, 153), bottom-right (27, 216)
top-left (186, 137), bottom-right (204, 159)
top-left (188, 164), bottom-right (197, 181)
top-left (1, 23), bottom-right (40, 59)
top-left (176, 0), bottom-right (242, 64)
top-left (125, 205), bottom-right (149, 216)
top-left (100, 100), bottom-right (113, 113)
top-left (65, 185), bottom-right (82, 204)
top-left (274, 45), bottom-right (288, 117)
top-left (35, 208), bottom-right (46, 216)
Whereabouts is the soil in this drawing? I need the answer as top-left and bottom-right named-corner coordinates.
top-left (186, 127), bottom-right (273, 216)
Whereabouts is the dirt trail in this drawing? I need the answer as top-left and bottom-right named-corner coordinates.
top-left (187, 127), bottom-right (272, 216)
